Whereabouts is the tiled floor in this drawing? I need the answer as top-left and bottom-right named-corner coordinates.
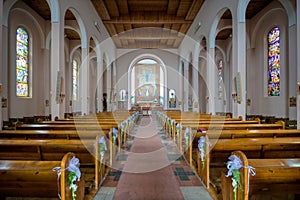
top-left (94, 115), bottom-right (213, 200)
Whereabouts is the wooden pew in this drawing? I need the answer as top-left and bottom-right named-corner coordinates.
top-left (0, 138), bottom-right (110, 191)
top-left (198, 129), bottom-right (300, 139)
top-left (221, 151), bottom-right (300, 200)
top-left (39, 120), bottom-right (119, 126)
top-left (16, 123), bottom-right (117, 130)
top-left (0, 129), bottom-right (103, 140)
top-left (195, 134), bottom-right (300, 192)
top-left (0, 152), bottom-right (85, 200)
top-left (177, 122), bottom-right (285, 156)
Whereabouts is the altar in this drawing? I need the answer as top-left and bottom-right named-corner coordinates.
top-left (141, 106), bottom-right (151, 116)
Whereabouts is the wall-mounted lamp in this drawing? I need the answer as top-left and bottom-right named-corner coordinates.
top-left (94, 21), bottom-right (101, 34)
top-left (194, 22), bottom-right (201, 33)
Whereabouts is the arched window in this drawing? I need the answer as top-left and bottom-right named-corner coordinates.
top-left (16, 27), bottom-right (30, 97)
top-left (72, 59), bottom-right (79, 100)
top-left (169, 89), bottom-right (176, 108)
top-left (119, 89), bottom-right (127, 101)
top-left (267, 27), bottom-right (280, 96)
top-left (217, 59), bottom-right (223, 98)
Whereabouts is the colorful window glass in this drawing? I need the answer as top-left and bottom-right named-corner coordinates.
top-left (72, 60), bottom-right (79, 100)
top-left (16, 27), bottom-right (30, 97)
top-left (217, 60), bottom-right (223, 98)
top-left (267, 27), bottom-right (280, 96)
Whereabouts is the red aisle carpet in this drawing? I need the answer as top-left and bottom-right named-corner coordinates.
top-left (113, 116), bottom-right (185, 200)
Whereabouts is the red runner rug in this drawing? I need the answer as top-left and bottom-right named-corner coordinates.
top-left (113, 116), bottom-right (184, 200)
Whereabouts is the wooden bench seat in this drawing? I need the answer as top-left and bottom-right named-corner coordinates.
top-left (0, 130), bottom-right (103, 139)
top-left (221, 151), bottom-right (300, 200)
top-left (195, 129), bottom-right (300, 139)
top-left (40, 120), bottom-right (119, 126)
top-left (194, 134), bottom-right (300, 196)
top-left (16, 124), bottom-right (117, 130)
top-left (0, 152), bottom-right (85, 199)
top-left (0, 137), bottom-right (112, 191)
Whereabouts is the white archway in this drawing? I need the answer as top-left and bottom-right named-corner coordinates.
top-left (127, 54), bottom-right (167, 110)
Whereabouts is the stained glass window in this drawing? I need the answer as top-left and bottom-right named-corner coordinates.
top-left (72, 60), bottom-right (79, 100)
top-left (16, 27), bottom-right (30, 97)
top-left (267, 27), bottom-right (280, 96)
top-left (217, 60), bottom-right (223, 98)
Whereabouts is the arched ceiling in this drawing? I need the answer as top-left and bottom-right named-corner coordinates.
top-left (22, 0), bottom-right (274, 48)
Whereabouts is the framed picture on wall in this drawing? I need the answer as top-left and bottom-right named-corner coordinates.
top-left (2, 98), bottom-right (7, 108)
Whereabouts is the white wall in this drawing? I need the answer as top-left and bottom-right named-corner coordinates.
top-left (116, 49), bottom-right (179, 109)
top-left (8, 2), bottom-right (47, 118)
top-left (246, 2), bottom-right (289, 117)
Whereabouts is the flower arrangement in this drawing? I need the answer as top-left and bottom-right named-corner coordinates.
top-left (225, 154), bottom-right (242, 200)
top-left (119, 122), bottom-right (124, 136)
top-left (198, 136), bottom-right (206, 169)
top-left (184, 128), bottom-right (190, 146)
top-left (98, 136), bottom-right (107, 173)
top-left (67, 157), bottom-right (81, 200)
top-left (171, 119), bottom-right (175, 133)
top-left (225, 154), bottom-right (256, 200)
top-left (52, 156), bottom-right (81, 200)
top-left (176, 123), bottom-right (181, 140)
top-left (112, 128), bottom-right (118, 143)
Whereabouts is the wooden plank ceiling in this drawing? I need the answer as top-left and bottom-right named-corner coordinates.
top-left (91, 0), bottom-right (205, 49)
top-left (22, 0), bottom-right (274, 49)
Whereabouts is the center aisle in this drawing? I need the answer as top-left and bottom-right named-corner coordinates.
top-left (94, 115), bottom-right (213, 200)
top-left (113, 116), bottom-right (185, 200)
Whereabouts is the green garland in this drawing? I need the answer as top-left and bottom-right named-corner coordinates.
top-left (225, 155), bottom-right (243, 200)
top-left (66, 157), bottom-right (81, 200)
top-left (99, 143), bottom-right (106, 173)
top-left (231, 169), bottom-right (242, 200)
top-left (67, 171), bottom-right (79, 200)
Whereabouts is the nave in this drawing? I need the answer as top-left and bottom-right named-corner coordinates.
top-left (95, 115), bottom-right (212, 200)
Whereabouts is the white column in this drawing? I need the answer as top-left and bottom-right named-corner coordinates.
top-left (112, 61), bottom-right (117, 111)
top-left (0, 0), bottom-right (3, 130)
top-left (50, 21), bottom-right (64, 120)
top-left (106, 64), bottom-right (112, 111)
top-left (207, 47), bottom-right (216, 114)
top-left (232, 18), bottom-right (247, 119)
top-left (97, 59), bottom-right (103, 112)
top-left (297, 0), bottom-right (300, 128)
top-left (192, 44), bottom-right (200, 112)
top-left (289, 25), bottom-right (297, 120)
top-left (179, 62), bottom-right (183, 111)
top-left (183, 60), bottom-right (189, 112)
top-left (2, 25), bottom-right (8, 121)
top-left (80, 48), bottom-right (89, 115)
top-left (43, 49), bottom-right (51, 116)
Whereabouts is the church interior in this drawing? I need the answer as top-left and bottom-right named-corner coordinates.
top-left (0, 0), bottom-right (300, 199)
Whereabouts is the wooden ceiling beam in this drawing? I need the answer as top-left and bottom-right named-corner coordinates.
top-left (104, 0), bottom-right (120, 17)
top-left (176, 0), bottom-right (192, 17)
top-left (117, 36), bottom-right (182, 40)
top-left (167, 0), bottom-right (180, 15)
top-left (91, 0), bottom-right (111, 20)
top-left (185, 0), bottom-right (204, 20)
top-left (102, 18), bottom-right (192, 24)
top-left (117, 0), bottom-right (129, 15)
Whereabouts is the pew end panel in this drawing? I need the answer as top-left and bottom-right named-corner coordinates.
top-left (0, 152), bottom-right (85, 200)
top-left (95, 135), bottom-right (110, 190)
top-left (221, 151), bottom-right (249, 200)
top-left (221, 151), bottom-right (300, 200)
top-left (60, 152), bottom-right (85, 200)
